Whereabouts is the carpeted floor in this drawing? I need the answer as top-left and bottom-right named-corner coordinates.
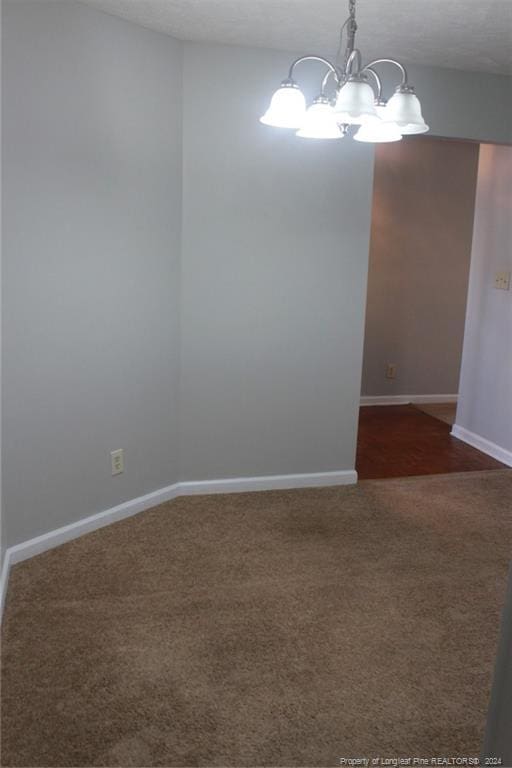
top-left (2, 470), bottom-right (512, 767)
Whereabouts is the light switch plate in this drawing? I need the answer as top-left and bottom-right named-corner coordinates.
top-left (494, 271), bottom-right (511, 290)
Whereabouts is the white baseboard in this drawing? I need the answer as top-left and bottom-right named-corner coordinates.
top-left (0, 555), bottom-right (11, 624)
top-left (178, 470), bottom-right (357, 495)
top-left (451, 425), bottom-right (512, 467)
top-left (0, 469), bottom-right (357, 619)
top-left (360, 394), bottom-right (458, 406)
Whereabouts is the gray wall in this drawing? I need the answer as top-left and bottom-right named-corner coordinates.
top-left (179, 44), bottom-right (511, 479)
top-left (2, 0), bottom-right (512, 554)
top-left (377, 62), bottom-right (512, 144)
top-left (362, 137), bottom-right (479, 397)
top-left (2, 0), bottom-right (183, 549)
top-left (455, 143), bottom-right (512, 453)
top-left (179, 42), bottom-right (374, 480)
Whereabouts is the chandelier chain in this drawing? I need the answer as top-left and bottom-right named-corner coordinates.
top-left (344, 0), bottom-right (358, 71)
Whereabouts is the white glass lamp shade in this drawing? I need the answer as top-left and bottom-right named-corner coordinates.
top-left (335, 80), bottom-right (377, 124)
top-left (354, 119), bottom-right (403, 143)
top-left (296, 101), bottom-right (343, 139)
top-left (383, 90), bottom-right (429, 134)
top-left (260, 83), bottom-right (306, 129)
top-left (397, 120), bottom-right (430, 135)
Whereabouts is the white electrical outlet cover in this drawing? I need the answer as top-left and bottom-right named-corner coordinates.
top-left (494, 271), bottom-right (511, 290)
top-left (111, 449), bottom-right (124, 475)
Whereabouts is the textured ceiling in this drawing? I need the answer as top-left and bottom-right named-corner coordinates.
top-left (83, 0), bottom-right (512, 75)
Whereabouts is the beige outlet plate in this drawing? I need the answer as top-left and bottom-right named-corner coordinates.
top-left (494, 271), bottom-right (511, 290)
top-left (111, 449), bottom-right (124, 476)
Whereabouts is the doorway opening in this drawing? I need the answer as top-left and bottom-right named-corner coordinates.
top-left (356, 136), bottom-right (508, 480)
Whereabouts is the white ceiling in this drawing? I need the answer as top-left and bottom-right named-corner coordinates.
top-left (83, 0), bottom-right (512, 75)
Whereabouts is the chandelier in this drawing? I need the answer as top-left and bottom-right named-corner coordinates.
top-left (260, 0), bottom-right (429, 142)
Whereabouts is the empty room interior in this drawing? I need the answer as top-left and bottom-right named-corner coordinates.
top-left (1, 1), bottom-right (511, 766)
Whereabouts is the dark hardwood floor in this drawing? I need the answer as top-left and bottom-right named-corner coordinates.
top-left (356, 405), bottom-right (507, 480)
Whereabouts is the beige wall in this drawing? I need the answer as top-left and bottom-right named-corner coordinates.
top-left (361, 137), bottom-right (479, 398)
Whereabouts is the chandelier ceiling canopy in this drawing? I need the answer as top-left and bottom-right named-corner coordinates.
top-left (260, 0), bottom-right (429, 143)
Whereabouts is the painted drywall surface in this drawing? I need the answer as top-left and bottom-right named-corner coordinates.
top-left (1, 0), bottom-right (183, 548)
top-left (3, 2), bottom-right (512, 553)
top-left (179, 46), bottom-right (512, 481)
top-left (361, 137), bottom-right (479, 397)
top-left (377, 62), bottom-right (512, 144)
top-left (455, 144), bottom-right (512, 453)
top-left (179, 42), bottom-right (375, 479)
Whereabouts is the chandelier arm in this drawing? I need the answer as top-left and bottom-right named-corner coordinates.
top-left (364, 67), bottom-right (382, 101)
top-left (320, 68), bottom-right (341, 95)
top-left (345, 48), bottom-right (362, 76)
top-left (287, 55), bottom-right (342, 86)
top-left (362, 58), bottom-right (408, 87)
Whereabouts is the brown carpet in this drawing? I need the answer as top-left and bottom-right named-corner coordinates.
top-left (2, 470), bottom-right (512, 767)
